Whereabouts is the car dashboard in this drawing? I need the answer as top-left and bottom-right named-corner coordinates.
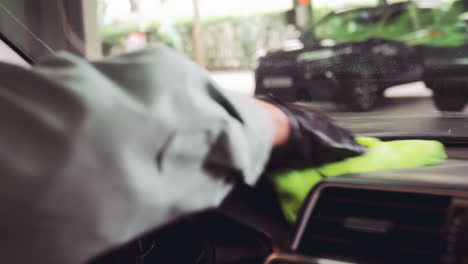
top-left (0, 2), bottom-right (467, 262)
top-left (262, 114), bottom-right (468, 264)
top-left (273, 158), bottom-right (468, 264)
top-left (90, 116), bottom-right (468, 264)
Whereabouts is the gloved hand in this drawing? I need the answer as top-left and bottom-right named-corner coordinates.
top-left (265, 99), bottom-right (367, 170)
top-left (273, 137), bottom-right (447, 223)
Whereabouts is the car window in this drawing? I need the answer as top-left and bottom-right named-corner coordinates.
top-left (440, 0), bottom-right (466, 24)
top-left (417, 8), bottom-right (437, 27)
top-left (313, 8), bottom-right (384, 44)
top-left (382, 5), bottom-right (417, 35)
top-left (0, 0), bottom-right (87, 60)
top-left (314, 12), bottom-right (355, 40)
top-left (384, 6), bottom-right (409, 24)
top-left (0, 0), bottom-right (467, 116)
top-left (0, 38), bottom-right (29, 68)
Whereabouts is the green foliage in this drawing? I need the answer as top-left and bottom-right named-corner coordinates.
top-left (101, 25), bottom-right (139, 45)
top-left (101, 24), bottom-right (140, 55)
top-left (307, 1), bottom-right (468, 47)
top-left (100, 11), bottom-right (290, 69)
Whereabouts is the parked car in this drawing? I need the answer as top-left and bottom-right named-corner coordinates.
top-left (255, 1), bottom-right (441, 111)
top-left (417, 0), bottom-right (468, 111)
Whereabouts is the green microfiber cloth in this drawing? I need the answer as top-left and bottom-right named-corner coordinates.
top-left (272, 137), bottom-right (447, 223)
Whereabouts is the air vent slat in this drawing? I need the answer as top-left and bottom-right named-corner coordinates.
top-left (311, 215), bottom-right (442, 234)
top-left (309, 234), bottom-right (440, 256)
top-left (322, 196), bottom-right (447, 212)
top-left (308, 218), bottom-right (442, 250)
top-left (297, 187), bottom-right (451, 264)
top-left (314, 198), bottom-right (447, 227)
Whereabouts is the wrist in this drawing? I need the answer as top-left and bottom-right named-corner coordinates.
top-left (256, 99), bottom-right (291, 147)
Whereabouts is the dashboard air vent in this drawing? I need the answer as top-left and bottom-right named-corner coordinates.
top-left (297, 187), bottom-right (451, 264)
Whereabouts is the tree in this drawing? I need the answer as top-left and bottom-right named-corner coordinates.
top-left (192, 0), bottom-right (206, 66)
top-left (97, 0), bottom-right (109, 25)
top-left (129, 0), bottom-right (139, 13)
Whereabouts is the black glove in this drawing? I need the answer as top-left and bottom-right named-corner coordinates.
top-left (265, 99), bottom-right (367, 170)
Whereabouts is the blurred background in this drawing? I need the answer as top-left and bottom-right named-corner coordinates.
top-left (92, 0), bottom-right (467, 116)
top-left (3, 0), bottom-right (464, 115)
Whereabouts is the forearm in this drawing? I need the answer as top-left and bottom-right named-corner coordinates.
top-left (255, 99), bottom-right (291, 147)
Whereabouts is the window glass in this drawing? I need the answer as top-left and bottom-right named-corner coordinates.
top-left (0, 38), bottom-right (29, 67)
top-left (0, 0), bottom-right (467, 114)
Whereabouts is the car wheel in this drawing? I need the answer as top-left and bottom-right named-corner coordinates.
top-left (343, 75), bottom-right (380, 111)
top-left (432, 82), bottom-right (468, 112)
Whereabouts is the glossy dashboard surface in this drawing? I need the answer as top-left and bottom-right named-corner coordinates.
top-left (333, 112), bottom-right (468, 143)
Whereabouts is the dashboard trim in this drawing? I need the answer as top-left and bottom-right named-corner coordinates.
top-left (264, 253), bottom-right (355, 264)
top-left (291, 180), bottom-right (468, 251)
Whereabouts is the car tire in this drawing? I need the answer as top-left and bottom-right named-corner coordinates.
top-left (431, 83), bottom-right (468, 112)
top-left (343, 75), bottom-right (380, 111)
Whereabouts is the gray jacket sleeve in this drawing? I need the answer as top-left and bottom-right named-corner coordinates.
top-left (0, 45), bottom-right (273, 264)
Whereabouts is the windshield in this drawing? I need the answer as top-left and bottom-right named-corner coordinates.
top-left (0, 0), bottom-right (467, 118)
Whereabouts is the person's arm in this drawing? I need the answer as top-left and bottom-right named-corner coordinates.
top-left (6, 46), bottom-right (278, 264)
top-left (256, 99), bottom-right (291, 147)
top-left (258, 97), bottom-right (368, 170)
top-left (1, 45), bottom-right (363, 264)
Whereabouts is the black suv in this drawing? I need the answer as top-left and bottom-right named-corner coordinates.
top-left (255, 2), bottom-right (440, 111)
top-left (420, 0), bottom-right (468, 111)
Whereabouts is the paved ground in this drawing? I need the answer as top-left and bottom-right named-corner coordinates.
top-left (210, 71), bottom-right (256, 95)
top-left (210, 70), bottom-right (450, 116)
